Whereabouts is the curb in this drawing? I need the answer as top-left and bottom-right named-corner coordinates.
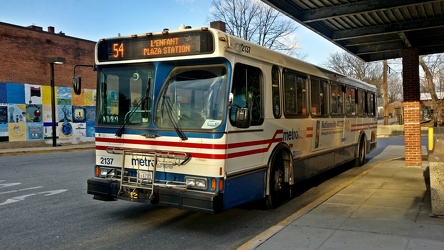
top-left (0, 144), bottom-right (95, 157)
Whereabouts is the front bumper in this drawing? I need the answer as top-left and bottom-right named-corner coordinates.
top-left (87, 178), bottom-right (223, 213)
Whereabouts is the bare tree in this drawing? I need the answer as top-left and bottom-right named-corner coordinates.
top-left (208, 0), bottom-right (303, 57)
top-left (387, 73), bottom-right (403, 103)
top-left (419, 54), bottom-right (444, 125)
top-left (322, 52), bottom-right (383, 97)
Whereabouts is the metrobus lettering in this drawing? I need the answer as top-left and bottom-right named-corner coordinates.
top-left (322, 121), bottom-right (337, 128)
top-left (283, 129), bottom-right (298, 141)
top-left (131, 157), bottom-right (154, 167)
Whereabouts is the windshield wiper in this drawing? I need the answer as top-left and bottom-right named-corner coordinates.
top-left (115, 78), bottom-right (151, 137)
top-left (161, 95), bottom-right (188, 140)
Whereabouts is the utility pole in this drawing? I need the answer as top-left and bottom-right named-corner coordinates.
top-left (383, 60), bottom-right (388, 125)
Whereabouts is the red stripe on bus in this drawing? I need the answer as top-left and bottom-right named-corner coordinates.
top-left (95, 129), bottom-right (284, 159)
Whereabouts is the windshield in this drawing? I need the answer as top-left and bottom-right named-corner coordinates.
top-left (155, 65), bottom-right (227, 130)
top-left (97, 64), bottom-right (154, 126)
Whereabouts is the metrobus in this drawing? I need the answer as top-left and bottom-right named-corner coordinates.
top-left (77, 24), bottom-right (377, 213)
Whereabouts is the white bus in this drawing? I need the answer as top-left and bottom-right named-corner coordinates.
top-left (79, 25), bottom-right (377, 213)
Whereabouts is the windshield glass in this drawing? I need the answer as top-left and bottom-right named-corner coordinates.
top-left (155, 65), bottom-right (227, 130)
top-left (97, 64), bottom-right (155, 126)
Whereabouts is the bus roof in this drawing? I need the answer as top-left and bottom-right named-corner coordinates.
top-left (98, 26), bottom-right (376, 91)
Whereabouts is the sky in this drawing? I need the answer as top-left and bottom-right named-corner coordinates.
top-left (0, 0), bottom-right (344, 66)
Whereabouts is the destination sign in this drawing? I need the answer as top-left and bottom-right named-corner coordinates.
top-left (97, 31), bottom-right (214, 61)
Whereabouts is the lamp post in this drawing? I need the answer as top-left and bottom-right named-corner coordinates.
top-left (48, 57), bottom-right (66, 147)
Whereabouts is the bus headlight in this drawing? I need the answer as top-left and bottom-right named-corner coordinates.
top-left (99, 167), bottom-right (115, 177)
top-left (185, 177), bottom-right (207, 190)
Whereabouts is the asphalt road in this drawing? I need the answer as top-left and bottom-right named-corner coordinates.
top-left (0, 138), bottom-right (419, 249)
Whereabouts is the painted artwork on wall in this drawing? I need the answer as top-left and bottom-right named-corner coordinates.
top-left (8, 123), bottom-right (26, 141)
top-left (85, 89), bottom-right (96, 106)
top-left (72, 106), bottom-right (86, 123)
top-left (57, 87), bottom-right (72, 105)
top-left (0, 123), bottom-right (7, 141)
top-left (7, 104), bottom-right (26, 123)
top-left (58, 105), bottom-right (72, 123)
top-left (59, 122), bottom-right (73, 139)
top-left (25, 84), bottom-right (43, 105)
top-left (0, 82), bottom-right (96, 143)
top-left (26, 104), bottom-right (43, 122)
top-left (6, 83), bottom-right (25, 104)
top-left (41, 86), bottom-right (52, 105)
top-left (0, 105), bottom-right (7, 123)
top-left (27, 122), bottom-right (44, 140)
top-left (85, 106), bottom-right (95, 123)
top-left (0, 83), bottom-right (6, 103)
top-left (86, 122), bottom-right (95, 137)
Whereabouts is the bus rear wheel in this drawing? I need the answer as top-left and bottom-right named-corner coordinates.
top-left (266, 152), bottom-right (290, 209)
top-left (355, 137), bottom-right (366, 167)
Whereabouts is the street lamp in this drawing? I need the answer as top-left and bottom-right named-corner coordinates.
top-left (48, 57), bottom-right (66, 147)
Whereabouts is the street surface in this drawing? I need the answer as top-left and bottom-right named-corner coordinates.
top-left (0, 138), bottom-right (422, 249)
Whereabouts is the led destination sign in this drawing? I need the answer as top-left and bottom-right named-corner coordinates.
top-left (97, 31), bottom-right (214, 61)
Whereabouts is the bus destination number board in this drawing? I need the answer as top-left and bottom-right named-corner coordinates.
top-left (98, 31), bottom-right (214, 61)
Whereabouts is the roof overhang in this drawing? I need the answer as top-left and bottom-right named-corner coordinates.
top-left (262, 0), bottom-right (444, 62)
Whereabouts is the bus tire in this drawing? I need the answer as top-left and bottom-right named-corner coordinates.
top-left (355, 136), bottom-right (366, 167)
top-left (266, 149), bottom-right (290, 209)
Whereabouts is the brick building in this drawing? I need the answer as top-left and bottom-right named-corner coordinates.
top-left (0, 22), bottom-right (97, 144)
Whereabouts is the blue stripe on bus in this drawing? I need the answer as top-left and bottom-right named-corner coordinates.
top-left (223, 170), bottom-right (267, 210)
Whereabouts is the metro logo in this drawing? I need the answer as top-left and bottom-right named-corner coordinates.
top-left (131, 157), bottom-right (154, 167)
top-left (283, 129), bottom-right (299, 141)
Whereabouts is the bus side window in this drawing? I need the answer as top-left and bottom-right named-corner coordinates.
top-left (330, 83), bottom-right (343, 116)
top-left (311, 78), bottom-right (320, 116)
top-left (283, 69), bottom-right (307, 117)
top-left (310, 78), bottom-right (327, 117)
top-left (367, 92), bottom-right (375, 116)
top-left (345, 86), bottom-right (356, 116)
top-left (357, 89), bottom-right (366, 116)
top-left (272, 65), bottom-right (281, 118)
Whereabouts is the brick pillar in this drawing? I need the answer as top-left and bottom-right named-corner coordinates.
top-left (402, 48), bottom-right (422, 166)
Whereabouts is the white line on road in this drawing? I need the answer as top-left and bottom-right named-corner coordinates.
top-left (0, 189), bottom-right (68, 206)
top-left (0, 186), bottom-right (43, 195)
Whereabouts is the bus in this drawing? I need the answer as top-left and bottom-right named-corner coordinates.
top-left (77, 24), bottom-right (377, 213)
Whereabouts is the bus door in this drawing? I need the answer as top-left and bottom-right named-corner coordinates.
top-left (225, 62), bottom-right (265, 203)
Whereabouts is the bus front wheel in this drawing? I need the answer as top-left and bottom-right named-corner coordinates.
top-left (266, 151), bottom-right (290, 209)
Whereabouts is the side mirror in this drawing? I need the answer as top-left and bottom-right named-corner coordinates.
top-left (73, 76), bottom-right (82, 95)
top-left (235, 107), bottom-right (250, 128)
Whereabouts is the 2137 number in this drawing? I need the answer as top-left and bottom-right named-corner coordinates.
top-left (100, 157), bottom-right (114, 165)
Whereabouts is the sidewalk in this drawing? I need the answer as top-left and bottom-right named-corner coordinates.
top-left (0, 142), bottom-right (95, 157)
top-left (239, 145), bottom-right (444, 250)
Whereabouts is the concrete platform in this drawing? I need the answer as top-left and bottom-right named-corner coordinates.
top-left (239, 146), bottom-right (444, 250)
